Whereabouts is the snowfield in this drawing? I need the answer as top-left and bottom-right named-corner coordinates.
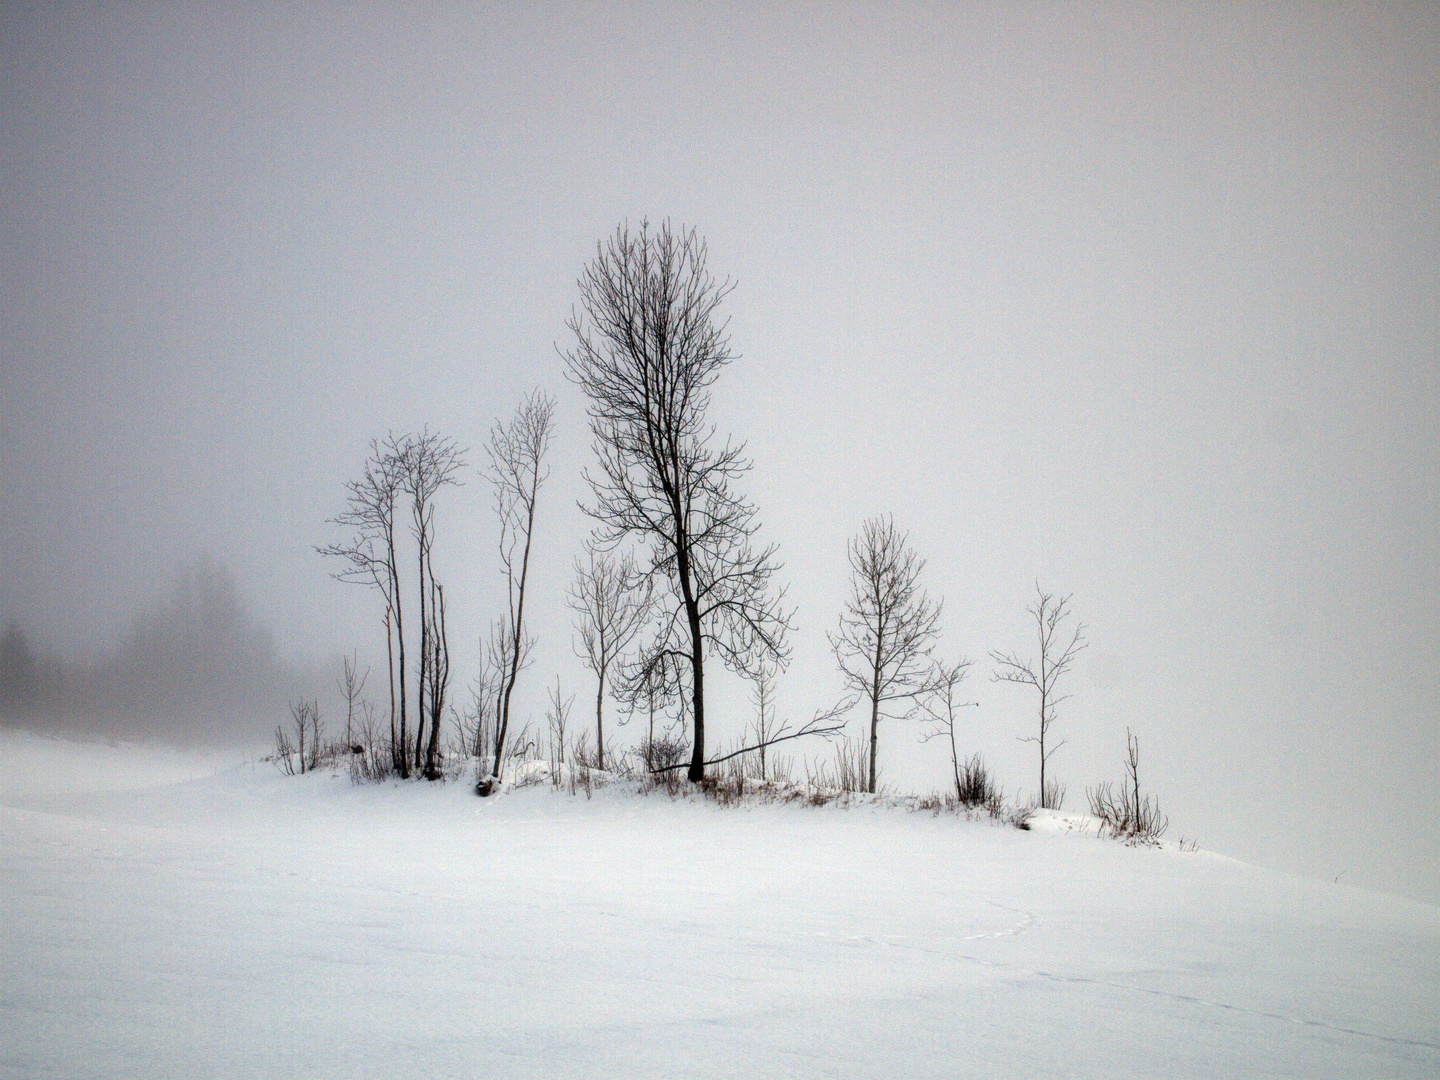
top-left (2, 732), bottom-right (1437, 1079)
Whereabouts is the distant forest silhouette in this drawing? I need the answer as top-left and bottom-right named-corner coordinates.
top-left (0, 557), bottom-right (296, 744)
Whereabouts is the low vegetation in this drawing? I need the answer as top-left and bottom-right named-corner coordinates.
top-left (1086, 729), bottom-right (1169, 844)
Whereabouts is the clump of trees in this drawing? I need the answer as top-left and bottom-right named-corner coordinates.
top-left (272, 699), bottom-right (323, 776)
top-left (297, 220), bottom-right (1174, 845)
top-left (319, 430), bottom-right (465, 780)
top-left (0, 621), bottom-right (56, 723)
top-left (316, 396), bottom-right (560, 791)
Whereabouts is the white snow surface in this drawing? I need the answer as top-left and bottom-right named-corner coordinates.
top-left (2, 731), bottom-right (1437, 1079)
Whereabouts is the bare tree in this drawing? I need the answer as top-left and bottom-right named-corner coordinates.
top-left (616, 643), bottom-right (684, 763)
top-left (397, 430), bottom-right (465, 779)
top-left (318, 438), bottom-right (408, 774)
top-left (915, 656), bottom-right (996, 806)
top-left (478, 392), bottom-right (556, 795)
top-left (750, 664), bottom-right (778, 780)
top-left (567, 547), bottom-right (653, 771)
top-left (991, 584), bottom-right (1087, 809)
top-left (544, 676), bottom-right (572, 780)
top-left (336, 651), bottom-right (369, 749)
top-left (456, 647), bottom-right (501, 771)
top-left (286, 699), bottom-right (321, 775)
top-left (483, 620), bottom-right (517, 757)
top-left (305, 700), bottom-right (324, 772)
top-left (272, 720), bottom-right (297, 776)
top-left (830, 516), bottom-right (942, 794)
top-left (564, 220), bottom-right (792, 784)
top-left (917, 657), bottom-right (978, 801)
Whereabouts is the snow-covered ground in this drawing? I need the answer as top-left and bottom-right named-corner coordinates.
top-left (2, 730), bottom-right (1436, 1079)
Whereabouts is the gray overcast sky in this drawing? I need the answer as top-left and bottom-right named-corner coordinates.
top-left (2, 2), bottom-right (1436, 902)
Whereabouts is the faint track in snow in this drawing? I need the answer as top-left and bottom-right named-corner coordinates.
top-left (815, 901), bottom-right (1037, 954)
top-left (961, 901), bottom-right (1036, 940)
top-left (865, 902), bottom-right (1438, 1054)
top-left (1046, 971), bottom-right (1440, 1052)
top-left (870, 901), bottom-right (1036, 949)
top-left (946, 953), bottom-right (1440, 1053)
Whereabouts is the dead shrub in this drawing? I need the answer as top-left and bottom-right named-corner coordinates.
top-left (1086, 728), bottom-right (1168, 844)
top-left (639, 734), bottom-right (689, 795)
top-left (1029, 777), bottom-right (1065, 811)
top-left (955, 753), bottom-right (1000, 809)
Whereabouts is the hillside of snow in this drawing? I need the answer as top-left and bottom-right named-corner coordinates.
top-left (2, 730), bottom-right (1436, 1079)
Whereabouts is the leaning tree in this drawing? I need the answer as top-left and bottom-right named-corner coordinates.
top-left (564, 220), bottom-right (791, 783)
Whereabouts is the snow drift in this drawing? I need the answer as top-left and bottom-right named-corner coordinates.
top-left (1, 731), bottom-right (1436, 1079)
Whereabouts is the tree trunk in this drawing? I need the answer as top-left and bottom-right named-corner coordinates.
top-left (595, 666), bottom-right (605, 771)
top-left (392, 558), bottom-right (408, 779)
top-left (868, 694), bottom-right (879, 794)
top-left (949, 720), bottom-right (962, 800)
top-left (868, 640), bottom-right (883, 795)
top-left (673, 530), bottom-right (707, 784)
top-left (414, 537), bottom-right (427, 775)
top-left (386, 606), bottom-right (396, 765)
top-left (423, 579), bottom-right (446, 780)
top-left (686, 611), bottom-right (705, 783)
top-left (494, 483), bottom-right (538, 786)
top-left (1038, 685), bottom-right (1047, 806)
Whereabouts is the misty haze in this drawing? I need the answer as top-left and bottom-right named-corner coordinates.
top-left (2, 4), bottom-right (1436, 1078)
top-left (2, 556), bottom-right (289, 743)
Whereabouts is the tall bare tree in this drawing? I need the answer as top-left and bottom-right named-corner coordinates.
top-left (478, 392), bottom-right (556, 795)
top-left (990, 584), bottom-right (1087, 809)
top-left (400, 430), bottom-right (465, 779)
top-left (830, 516), bottom-right (942, 794)
top-left (567, 546), bottom-right (653, 771)
top-left (564, 219), bottom-right (791, 784)
top-left (318, 437), bottom-right (409, 774)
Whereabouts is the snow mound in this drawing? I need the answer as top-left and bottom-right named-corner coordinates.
top-left (2, 739), bottom-right (1436, 1079)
